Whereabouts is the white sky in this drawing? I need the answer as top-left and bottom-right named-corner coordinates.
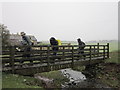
top-left (0, 1), bottom-right (118, 41)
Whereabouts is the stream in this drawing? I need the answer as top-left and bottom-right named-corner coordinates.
top-left (34, 68), bottom-right (111, 88)
top-left (60, 68), bottom-right (110, 88)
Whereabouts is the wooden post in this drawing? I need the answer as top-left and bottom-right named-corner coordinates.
top-left (10, 46), bottom-right (15, 73)
top-left (40, 46), bottom-right (42, 63)
top-left (71, 46), bottom-right (74, 69)
top-left (62, 46), bottom-right (65, 61)
top-left (94, 45), bottom-right (95, 57)
top-left (89, 46), bottom-right (92, 65)
top-left (107, 43), bottom-right (109, 58)
top-left (47, 46), bottom-right (50, 71)
top-left (97, 43), bottom-right (99, 57)
top-left (30, 46), bottom-right (33, 65)
top-left (103, 45), bottom-right (106, 60)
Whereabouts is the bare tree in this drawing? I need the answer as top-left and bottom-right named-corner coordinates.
top-left (0, 24), bottom-right (10, 46)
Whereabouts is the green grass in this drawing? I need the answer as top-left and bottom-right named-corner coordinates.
top-left (96, 63), bottom-right (120, 88)
top-left (2, 71), bottom-right (69, 88)
top-left (98, 74), bottom-right (119, 87)
top-left (72, 66), bottom-right (85, 72)
top-left (105, 50), bottom-right (119, 63)
top-left (2, 72), bottom-right (43, 88)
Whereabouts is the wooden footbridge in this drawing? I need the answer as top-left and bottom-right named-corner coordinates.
top-left (1, 43), bottom-right (109, 75)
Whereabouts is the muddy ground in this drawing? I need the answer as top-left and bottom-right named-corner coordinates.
top-left (94, 62), bottom-right (120, 88)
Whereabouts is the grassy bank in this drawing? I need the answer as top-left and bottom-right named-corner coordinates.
top-left (2, 71), bottom-right (69, 88)
top-left (96, 63), bottom-right (120, 88)
top-left (2, 72), bottom-right (43, 88)
top-left (105, 50), bottom-right (119, 63)
top-left (97, 50), bottom-right (120, 88)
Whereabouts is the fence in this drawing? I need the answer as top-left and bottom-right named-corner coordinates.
top-left (1, 43), bottom-right (109, 74)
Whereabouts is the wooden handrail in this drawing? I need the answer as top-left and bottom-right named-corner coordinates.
top-left (2, 43), bottom-right (109, 72)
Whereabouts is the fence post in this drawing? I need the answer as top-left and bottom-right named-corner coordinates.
top-left (30, 46), bottom-right (33, 65)
top-left (107, 43), bottom-right (109, 58)
top-left (97, 43), bottom-right (99, 57)
top-left (62, 46), bottom-right (65, 61)
top-left (93, 45), bottom-right (95, 57)
top-left (103, 45), bottom-right (106, 60)
top-left (39, 46), bottom-right (42, 63)
top-left (10, 46), bottom-right (15, 73)
top-left (71, 46), bottom-right (74, 69)
top-left (89, 46), bottom-right (92, 65)
top-left (47, 46), bottom-right (50, 71)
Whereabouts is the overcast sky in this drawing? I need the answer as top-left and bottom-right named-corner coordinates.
top-left (0, 1), bottom-right (118, 42)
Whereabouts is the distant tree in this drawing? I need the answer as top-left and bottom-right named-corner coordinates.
top-left (0, 24), bottom-right (10, 46)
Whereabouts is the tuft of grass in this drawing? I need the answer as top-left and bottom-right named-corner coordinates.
top-left (2, 72), bottom-right (43, 88)
top-left (72, 66), bottom-right (85, 72)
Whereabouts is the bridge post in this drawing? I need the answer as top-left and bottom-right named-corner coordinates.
top-left (62, 46), bottom-right (65, 61)
top-left (71, 46), bottom-right (74, 69)
top-left (47, 46), bottom-right (50, 71)
top-left (97, 43), bottom-right (99, 57)
top-left (103, 45), bottom-right (106, 60)
top-left (10, 46), bottom-right (15, 73)
top-left (89, 46), bottom-right (92, 65)
top-left (107, 43), bottom-right (109, 58)
top-left (40, 46), bottom-right (42, 61)
top-left (93, 45), bottom-right (95, 57)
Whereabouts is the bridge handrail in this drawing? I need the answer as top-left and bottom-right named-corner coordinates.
top-left (1, 43), bottom-right (109, 73)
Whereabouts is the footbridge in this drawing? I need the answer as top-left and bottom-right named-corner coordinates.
top-left (1, 43), bottom-right (109, 75)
